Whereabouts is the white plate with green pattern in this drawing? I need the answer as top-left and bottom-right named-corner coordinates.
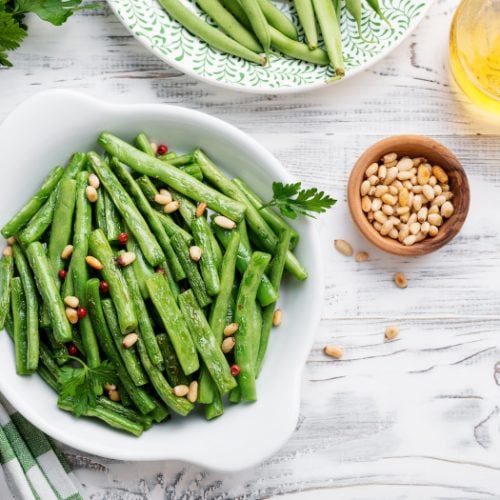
top-left (107, 0), bottom-right (432, 94)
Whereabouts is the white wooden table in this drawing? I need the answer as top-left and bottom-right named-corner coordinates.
top-left (2, 0), bottom-right (500, 498)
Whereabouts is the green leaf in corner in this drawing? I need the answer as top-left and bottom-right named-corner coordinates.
top-left (0, 11), bottom-right (27, 67)
top-left (15, 0), bottom-right (91, 26)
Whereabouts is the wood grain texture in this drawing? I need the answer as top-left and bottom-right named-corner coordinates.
top-left (1, 0), bottom-right (500, 498)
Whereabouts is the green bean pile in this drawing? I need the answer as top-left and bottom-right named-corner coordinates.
top-left (0, 131), bottom-right (306, 435)
top-left (157, 0), bottom-right (389, 77)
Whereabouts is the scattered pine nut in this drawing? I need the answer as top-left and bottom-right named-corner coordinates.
top-left (108, 389), bottom-right (121, 402)
top-left (117, 252), bottom-right (136, 267)
top-left (2, 246), bottom-right (12, 257)
top-left (221, 336), bottom-right (236, 353)
top-left (214, 215), bottom-right (237, 230)
top-left (164, 200), bottom-right (180, 214)
top-left (355, 251), bottom-right (369, 262)
top-left (272, 308), bottom-right (283, 327)
top-left (65, 307), bottom-right (78, 324)
top-left (122, 333), bottom-right (139, 349)
top-left (393, 272), bottom-right (408, 289)
top-left (196, 201), bottom-right (207, 218)
top-left (150, 142), bottom-right (158, 153)
top-left (64, 295), bottom-right (79, 308)
top-left (6, 237), bottom-right (16, 245)
top-left (323, 344), bottom-right (343, 359)
top-left (85, 255), bottom-right (103, 270)
top-left (385, 325), bottom-right (399, 341)
top-left (334, 239), bottom-right (353, 257)
top-left (85, 186), bottom-right (98, 203)
top-left (154, 194), bottom-right (172, 205)
top-left (88, 173), bottom-right (100, 189)
top-left (173, 385), bottom-right (189, 397)
top-left (60, 244), bottom-right (74, 260)
top-left (189, 245), bottom-right (202, 262)
top-left (103, 383), bottom-right (117, 392)
top-left (187, 381), bottom-right (198, 403)
top-left (223, 323), bottom-right (239, 336)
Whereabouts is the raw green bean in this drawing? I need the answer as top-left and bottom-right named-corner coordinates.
top-left (95, 183), bottom-right (108, 234)
top-left (332, 0), bottom-right (341, 19)
top-left (294, 0), bottom-right (318, 48)
top-left (103, 189), bottom-right (123, 242)
top-left (346, 0), bottom-right (370, 40)
top-left (146, 273), bottom-right (199, 375)
top-left (234, 251), bottom-right (271, 401)
top-left (270, 26), bottom-right (329, 65)
top-left (12, 244), bottom-right (39, 373)
top-left (178, 290), bottom-right (237, 395)
top-left (121, 260), bottom-right (164, 369)
top-left (191, 217), bottom-right (220, 296)
top-left (195, 0), bottom-right (263, 53)
top-left (96, 397), bottom-right (154, 429)
top-left (170, 233), bottom-right (211, 308)
top-left (136, 337), bottom-right (194, 416)
top-left (0, 254), bottom-right (14, 330)
top-left (311, 0), bottom-right (344, 75)
top-left (101, 298), bottom-right (148, 387)
top-left (1, 166), bottom-right (64, 238)
top-left (193, 149), bottom-right (307, 280)
top-left (18, 153), bottom-right (86, 245)
top-left (87, 152), bottom-right (163, 266)
top-left (157, 0), bottom-right (265, 65)
top-left (156, 333), bottom-right (190, 387)
top-left (98, 133), bottom-right (246, 222)
top-left (255, 229), bottom-right (291, 375)
top-left (89, 229), bottom-right (137, 334)
top-left (232, 178), bottom-right (299, 249)
top-left (366, 0), bottom-right (391, 26)
top-left (111, 158), bottom-right (185, 281)
top-left (134, 132), bottom-right (157, 157)
top-left (240, 0), bottom-right (270, 55)
top-left (211, 222), bottom-right (278, 307)
top-left (11, 278), bottom-right (29, 375)
top-left (26, 242), bottom-right (72, 343)
top-left (257, 0), bottom-right (298, 41)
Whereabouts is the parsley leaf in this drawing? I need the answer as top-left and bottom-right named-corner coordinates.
top-left (15, 0), bottom-right (87, 26)
top-left (262, 182), bottom-right (336, 219)
top-left (0, 11), bottom-right (26, 67)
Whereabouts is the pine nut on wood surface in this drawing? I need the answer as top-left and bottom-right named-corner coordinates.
top-left (323, 345), bottom-right (343, 359)
top-left (334, 239), bottom-right (353, 257)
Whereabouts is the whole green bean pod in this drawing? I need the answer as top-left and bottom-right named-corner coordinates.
top-left (26, 242), bottom-right (72, 343)
top-left (12, 244), bottom-right (39, 373)
top-left (157, 0), bottom-right (265, 65)
top-left (146, 273), bottom-right (199, 375)
top-left (89, 229), bottom-right (137, 334)
top-left (156, 333), bottom-right (190, 387)
top-left (134, 132), bottom-right (157, 157)
top-left (366, 0), bottom-right (391, 26)
top-left (18, 153), bottom-right (86, 245)
top-left (87, 152), bottom-right (163, 266)
top-left (1, 166), bottom-right (64, 238)
top-left (121, 261), bottom-right (164, 369)
top-left (191, 217), bottom-right (220, 296)
top-left (0, 253), bottom-right (14, 330)
top-left (178, 290), bottom-right (237, 395)
top-left (211, 222), bottom-right (277, 307)
top-left (11, 278), bottom-right (29, 375)
top-left (234, 251), bottom-right (271, 401)
top-left (257, 0), bottom-right (298, 41)
top-left (97, 133), bottom-right (246, 222)
top-left (255, 229), bottom-right (291, 375)
top-left (195, 0), bottom-right (263, 53)
top-left (240, 0), bottom-right (270, 55)
top-left (294, 0), bottom-right (318, 48)
top-left (111, 158), bottom-right (185, 281)
top-left (270, 26), bottom-right (329, 65)
top-left (96, 397), bottom-right (154, 429)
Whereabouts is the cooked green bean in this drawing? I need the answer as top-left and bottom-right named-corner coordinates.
top-left (103, 189), bottom-right (123, 242)
top-left (98, 133), bottom-right (246, 222)
top-left (11, 278), bottom-right (29, 375)
top-left (294, 0), bottom-right (318, 48)
top-left (0, 253), bottom-right (14, 330)
top-left (191, 217), bottom-right (220, 296)
top-left (157, 0), bottom-right (265, 65)
top-left (39, 342), bottom-right (61, 382)
top-left (87, 152), bottom-right (164, 266)
top-left (179, 164), bottom-right (204, 182)
top-left (94, 186), bottom-right (108, 233)
top-left (134, 132), bottom-right (157, 157)
top-left (96, 397), bottom-right (154, 429)
top-left (234, 251), bottom-right (271, 401)
top-left (146, 273), bottom-right (199, 375)
top-left (26, 242), bottom-right (72, 343)
top-left (156, 333), bottom-right (190, 387)
top-left (250, 300), bottom-right (262, 368)
top-left (257, 0), bottom-right (298, 41)
top-left (89, 228), bottom-right (137, 334)
top-left (1, 166), bottom-right (64, 238)
top-left (38, 364), bottom-right (59, 392)
top-left (179, 290), bottom-right (237, 395)
top-left (148, 395), bottom-right (171, 423)
top-left (124, 230), bottom-right (154, 299)
top-left (13, 244), bottom-right (39, 373)
top-left (168, 153), bottom-right (194, 167)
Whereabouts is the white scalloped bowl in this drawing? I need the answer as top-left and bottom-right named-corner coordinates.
top-left (0, 90), bottom-right (323, 470)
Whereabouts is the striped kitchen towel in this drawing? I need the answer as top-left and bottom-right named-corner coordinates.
top-left (0, 394), bottom-right (83, 500)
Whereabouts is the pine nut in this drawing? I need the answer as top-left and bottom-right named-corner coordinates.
top-left (394, 272), bottom-right (408, 289)
top-left (388, 185), bottom-right (398, 196)
top-left (378, 165), bottom-right (387, 180)
top-left (441, 184), bottom-right (450, 192)
top-left (409, 222), bottom-right (421, 235)
top-left (221, 336), bottom-right (236, 353)
top-left (164, 200), bottom-right (180, 214)
top-left (64, 295), bottom-right (79, 308)
top-left (403, 234), bottom-right (417, 246)
top-left (365, 163), bottom-right (379, 177)
top-left (383, 152), bottom-right (397, 164)
top-left (334, 239), bottom-right (353, 256)
top-left (428, 225), bottom-right (439, 237)
top-left (122, 333), bottom-right (139, 349)
top-left (368, 187), bottom-right (376, 196)
top-left (86, 186), bottom-right (98, 203)
top-left (385, 160), bottom-right (397, 168)
top-left (382, 204), bottom-right (394, 216)
top-left (375, 185), bottom-right (388, 198)
top-left (397, 171), bottom-right (413, 181)
top-left (154, 194), bottom-right (172, 205)
top-left (368, 175), bottom-right (379, 186)
top-left (61, 244), bottom-right (74, 260)
top-left (389, 216), bottom-right (400, 226)
top-left (431, 195), bottom-right (446, 207)
top-left (443, 191), bottom-right (454, 201)
top-left (65, 307), bottom-right (78, 324)
top-left (223, 323), bottom-right (239, 336)
top-left (360, 180), bottom-right (371, 196)
top-left (417, 164), bottom-right (431, 185)
top-left (385, 325), bottom-right (399, 341)
top-left (422, 184), bottom-right (435, 201)
top-left (397, 206), bottom-right (410, 216)
top-left (367, 211), bottom-right (375, 222)
top-left (389, 228), bottom-right (399, 239)
top-left (361, 196), bottom-right (372, 213)
top-left (398, 188), bottom-right (409, 207)
top-left (214, 215), bottom-right (236, 230)
top-left (412, 157), bottom-right (424, 167)
top-left (374, 211), bottom-right (388, 224)
top-left (441, 201), bottom-right (454, 218)
top-left (85, 256), bottom-right (103, 270)
top-left (173, 385), bottom-right (189, 397)
top-left (408, 213), bottom-right (417, 225)
top-left (6, 237), bottom-right (16, 245)
top-left (428, 176), bottom-right (437, 187)
top-left (117, 252), bottom-right (136, 267)
top-left (400, 213), bottom-right (409, 224)
top-left (380, 220), bottom-right (393, 236)
top-left (412, 185), bottom-right (423, 194)
top-left (373, 221), bottom-right (382, 231)
top-left (272, 309), bottom-right (283, 327)
top-left (355, 251), bottom-right (369, 262)
top-left (433, 185), bottom-right (442, 196)
top-left (393, 180), bottom-right (404, 191)
top-left (397, 157), bottom-right (414, 171)
top-left (3, 246), bottom-right (12, 257)
top-left (413, 195), bottom-right (423, 212)
top-left (417, 207), bottom-right (428, 223)
top-left (410, 176), bottom-right (418, 185)
top-left (196, 201), bottom-right (207, 218)
top-left (428, 205), bottom-right (439, 215)
top-left (421, 221), bottom-right (430, 234)
top-left (384, 167), bottom-right (398, 185)
top-left (381, 193), bottom-right (397, 206)
top-left (88, 173), bottom-right (100, 189)
top-left (428, 213), bottom-right (443, 227)
top-left (371, 198), bottom-right (382, 212)
top-left (104, 383), bottom-right (117, 392)
top-left (108, 390), bottom-right (121, 402)
top-left (189, 246), bottom-right (202, 262)
top-left (398, 225), bottom-right (410, 242)
top-left (323, 345), bottom-right (343, 359)
top-left (187, 381), bottom-right (198, 403)
top-left (150, 142), bottom-right (158, 153)
top-left (415, 232), bottom-right (426, 242)
top-left (432, 165), bottom-right (449, 183)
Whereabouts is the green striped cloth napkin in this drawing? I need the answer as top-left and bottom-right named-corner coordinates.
top-left (0, 394), bottom-right (83, 500)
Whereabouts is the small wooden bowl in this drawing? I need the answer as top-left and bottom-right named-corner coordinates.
top-left (347, 135), bottom-right (470, 256)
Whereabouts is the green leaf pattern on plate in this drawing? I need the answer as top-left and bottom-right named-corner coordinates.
top-left (109, 0), bottom-right (429, 90)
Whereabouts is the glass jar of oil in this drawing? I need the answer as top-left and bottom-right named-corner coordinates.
top-left (449, 0), bottom-right (500, 114)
